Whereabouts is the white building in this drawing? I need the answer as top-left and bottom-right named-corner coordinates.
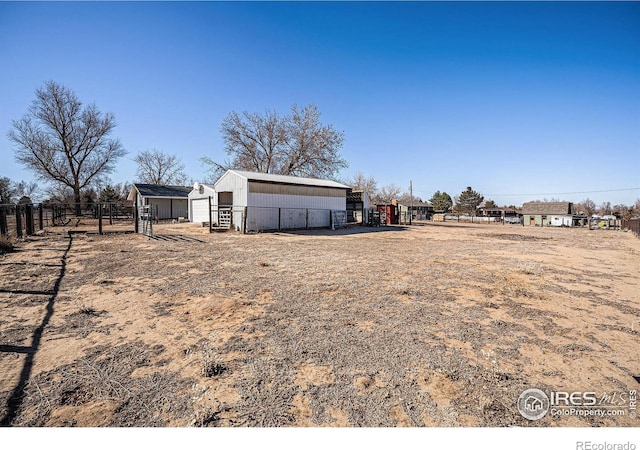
top-left (188, 170), bottom-right (350, 232)
top-left (127, 184), bottom-right (190, 220)
top-left (188, 182), bottom-right (216, 223)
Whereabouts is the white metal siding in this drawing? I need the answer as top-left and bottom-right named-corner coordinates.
top-left (191, 198), bottom-right (210, 223)
top-left (247, 193), bottom-right (345, 210)
top-left (214, 171), bottom-right (248, 208)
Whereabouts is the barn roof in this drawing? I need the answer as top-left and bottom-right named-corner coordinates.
top-left (225, 170), bottom-right (351, 190)
top-left (521, 201), bottom-right (573, 215)
top-left (128, 184), bottom-right (191, 201)
top-left (347, 190), bottom-right (369, 202)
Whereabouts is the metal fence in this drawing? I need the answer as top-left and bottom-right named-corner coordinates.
top-left (205, 205), bottom-right (348, 233)
top-left (622, 219), bottom-right (640, 238)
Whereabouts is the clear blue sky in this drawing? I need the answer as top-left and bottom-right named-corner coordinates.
top-left (1, 1), bottom-right (639, 206)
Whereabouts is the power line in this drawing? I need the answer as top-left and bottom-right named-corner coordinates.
top-left (412, 187), bottom-right (640, 197)
top-left (485, 187), bottom-right (640, 197)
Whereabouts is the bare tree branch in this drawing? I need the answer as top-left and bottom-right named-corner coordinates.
top-left (134, 149), bottom-right (188, 185)
top-left (8, 81), bottom-right (126, 215)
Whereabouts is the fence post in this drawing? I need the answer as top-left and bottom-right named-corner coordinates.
top-left (0, 206), bottom-right (7, 236)
top-left (243, 207), bottom-right (248, 234)
top-left (25, 204), bottom-right (35, 235)
top-left (306, 209), bottom-right (309, 229)
top-left (208, 196), bottom-right (212, 234)
top-left (278, 208), bottom-right (281, 231)
top-left (134, 203), bottom-right (139, 234)
top-left (38, 204), bottom-right (44, 230)
top-left (15, 205), bottom-right (23, 238)
top-left (109, 203), bottom-right (113, 225)
top-left (98, 204), bottom-right (103, 235)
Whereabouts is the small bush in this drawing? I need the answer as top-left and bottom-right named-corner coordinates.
top-left (0, 235), bottom-right (14, 254)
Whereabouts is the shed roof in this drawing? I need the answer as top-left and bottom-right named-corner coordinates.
top-left (346, 190), bottom-right (369, 203)
top-left (224, 170), bottom-right (351, 190)
top-left (128, 184), bottom-right (191, 201)
top-left (521, 201), bottom-right (572, 215)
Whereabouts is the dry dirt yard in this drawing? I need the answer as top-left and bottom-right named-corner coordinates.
top-left (1, 222), bottom-right (639, 427)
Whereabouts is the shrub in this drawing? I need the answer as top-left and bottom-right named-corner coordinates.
top-left (0, 235), bottom-right (14, 254)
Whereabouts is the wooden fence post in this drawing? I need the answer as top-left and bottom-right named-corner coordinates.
top-left (38, 204), bottom-right (44, 230)
top-left (208, 196), bottom-right (212, 233)
top-left (15, 205), bottom-right (23, 238)
top-left (0, 206), bottom-right (7, 236)
top-left (98, 204), bottom-right (103, 235)
top-left (25, 204), bottom-right (35, 236)
top-left (243, 206), bottom-right (248, 234)
top-left (134, 203), bottom-right (139, 234)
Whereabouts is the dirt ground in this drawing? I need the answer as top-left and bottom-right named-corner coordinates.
top-left (1, 221), bottom-right (639, 427)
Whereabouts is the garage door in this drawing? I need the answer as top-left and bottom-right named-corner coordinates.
top-left (191, 198), bottom-right (210, 223)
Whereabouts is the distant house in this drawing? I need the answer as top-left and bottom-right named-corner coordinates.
top-left (346, 189), bottom-right (370, 224)
top-left (477, 204), bottom-right (522, 224)
top-left (407, 201), bottom-right (434, 221)
top-left (127, 184), bottom-right (191, 220)
top-left (521, 201), bottom-right (586, 227)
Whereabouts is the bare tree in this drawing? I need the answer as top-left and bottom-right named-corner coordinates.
top-left (134, 148), bottom-right (187, 185)
top-left (212, 104), bottom-right (347, 179)
top-left (579, 198), bottom-right (596, 216)
top-left (599, 201), bottom-right (613, 216)
top-left (8, 81), bottom-right (126, 215)
top-left (347, 171), bottom-right (378, 197)
top-left (283, 104), bottom-right (347, 178)
top-left (373, 183), bottom-right (402, 204)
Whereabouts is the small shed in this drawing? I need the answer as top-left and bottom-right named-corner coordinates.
top-left (127, 184), bottom-right (191, 220)
top-left (205, 169), bottom-right (350, 232)
top-left (346, 190), bottom-right (370, 224)
top-left (188, 182), bottom-right (216, 223)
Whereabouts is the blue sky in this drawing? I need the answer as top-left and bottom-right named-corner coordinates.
top-left (1, 1), bottom-right (639, 206)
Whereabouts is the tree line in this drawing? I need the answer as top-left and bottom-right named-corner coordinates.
top-left (5, 81), bottom-right (640, 220)
top-left (5, 81), bottom-right (348, 213)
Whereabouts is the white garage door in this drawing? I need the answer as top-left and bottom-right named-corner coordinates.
top-left (191, 198), bottom-right (211, 223)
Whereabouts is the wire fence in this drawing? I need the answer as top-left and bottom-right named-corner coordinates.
top-left (0, 202), bottom-right (134, 240)
top-left (621, 219), bottom-right (640, 238)
top-left (203, 206), bottom-right (348, 233)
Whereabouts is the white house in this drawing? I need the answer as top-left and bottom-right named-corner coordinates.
top-left (189, 170), bottom-right (350, 232)
top-left (127, 184), bottom-right (191, 220)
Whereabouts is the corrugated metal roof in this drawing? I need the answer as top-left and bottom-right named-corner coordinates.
top-left (228, 170), bottom-right (351, 189)
top-left (131, 184), bottom-right (191, 198)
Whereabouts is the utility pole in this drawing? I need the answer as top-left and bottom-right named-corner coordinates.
top-left (409, 180), bottom-right (413, 225)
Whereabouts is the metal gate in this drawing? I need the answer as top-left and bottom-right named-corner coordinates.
top-left (138, 205), bottom-right (153, 237)
top-left (218, 208), bottom-right (232, 228)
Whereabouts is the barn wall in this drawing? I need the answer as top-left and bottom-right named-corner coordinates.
top-left (249, 182), bottom-right (345, 198)
top-left (247, 192), bottom-right (345, 210)
top-left (214, 172), bottom-right (248, 208)
top-left (146, 198), bottom-right (188, 219)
